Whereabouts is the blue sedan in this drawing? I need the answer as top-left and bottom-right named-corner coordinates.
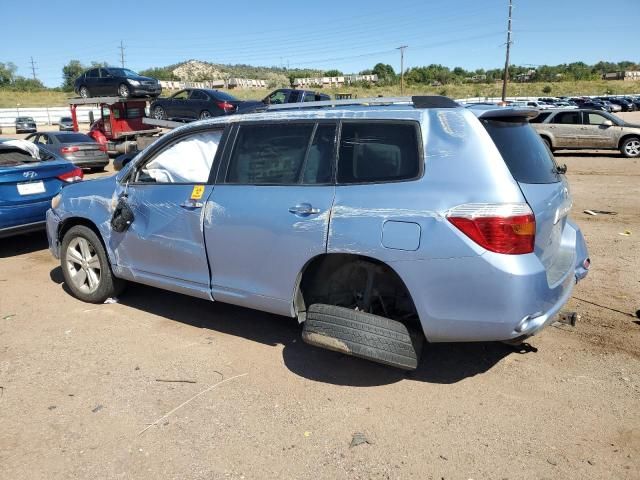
top-left (0, 140), bottom-right (83, 238)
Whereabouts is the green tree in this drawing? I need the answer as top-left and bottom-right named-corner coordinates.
top-left (372, 63), bottom-right (396, 84)
top-left (12, 76), bottom-right (45, 91)
top-left (0, 62), bottom-right (17, 85)
top-left (139, 67), bottom-right (178, 80)
top-left (62, 60), bottom-right (85, 91)
top-left (324, 69), bottom-right (343, 77)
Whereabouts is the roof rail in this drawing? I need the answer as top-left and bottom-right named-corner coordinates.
top-left (265, 95), bottom-right (458, 111)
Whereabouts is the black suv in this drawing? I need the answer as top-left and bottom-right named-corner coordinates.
top-left (74, 67), bottom-right (162, 99)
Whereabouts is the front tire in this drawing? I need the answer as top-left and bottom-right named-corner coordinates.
top-left (61, 225), bottom-right (125, 303)
top-left (118, 83), bottom-right (131, 98)
top-left (621, 137), bottom-right (640, 158)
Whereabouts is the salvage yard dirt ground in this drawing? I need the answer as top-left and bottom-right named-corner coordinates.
top-left (1, 114), bottom-right (639, 479)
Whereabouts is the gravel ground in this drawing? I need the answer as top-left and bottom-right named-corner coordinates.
top-left (1, 113), bottom-right (639, 479)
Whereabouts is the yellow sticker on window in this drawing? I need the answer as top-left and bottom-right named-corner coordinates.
top-left (191, 185), bottom-right (205, 200)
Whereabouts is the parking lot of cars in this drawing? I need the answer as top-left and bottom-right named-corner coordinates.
top-left (1, 100), bottom-right (639, 478)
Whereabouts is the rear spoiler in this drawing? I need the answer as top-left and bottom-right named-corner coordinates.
top-left (471, 107), bottom-right (540, 120)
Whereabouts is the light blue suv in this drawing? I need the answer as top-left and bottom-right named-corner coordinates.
top-left (46, 96), bottom-right (590, 370)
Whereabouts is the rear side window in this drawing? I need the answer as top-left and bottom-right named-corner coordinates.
top-left (483, 120), bottom-right (560, 184)
top-left (337, 122), bottom-right (420, 183)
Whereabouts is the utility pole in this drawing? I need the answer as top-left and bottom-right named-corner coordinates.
top-left (29, 56), bottom-right (37, 80)
top-left (119, 40), bottom-right (125, 68)
top-left (501, 0), bottom-right (513, 103)
top-left (396, 45), bottom-right (408, 95)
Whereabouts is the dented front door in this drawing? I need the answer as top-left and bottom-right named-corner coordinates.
top-left (110, 183), bottom-right (213, 296)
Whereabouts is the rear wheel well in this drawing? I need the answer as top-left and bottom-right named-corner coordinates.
top-left (297, 254), bottom-right (420, 330)
top-left (540, 134), bottom-right (553, 148)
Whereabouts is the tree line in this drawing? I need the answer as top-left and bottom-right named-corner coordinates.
top-left (0, 59), bottom-right (639, 91)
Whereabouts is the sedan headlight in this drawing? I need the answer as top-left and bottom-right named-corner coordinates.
top-left (51, 193), bottom-right (62, 210)
top-left (129, 80), bottom-right (141, 86)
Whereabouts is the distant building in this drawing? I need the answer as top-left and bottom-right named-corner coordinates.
top-left (516, 69), bottom-right (537, 82)
top-left (468, 74), bottom-right (487, 82)
top-left (159, 78), bottom-right (267, 90)
top-left (293, 74), bottom-right (378, 88)
top-left (603, 71), bottom-right (640, 81)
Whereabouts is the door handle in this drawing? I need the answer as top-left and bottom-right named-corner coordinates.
top-left (288, 203), bottom-right (320, 216)
top-left (180, 200), bottom-right (203, 209)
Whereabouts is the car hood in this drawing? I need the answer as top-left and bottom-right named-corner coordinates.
top-left (623, 122), bottom-right (640, 129)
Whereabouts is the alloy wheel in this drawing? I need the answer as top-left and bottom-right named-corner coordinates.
top-left (119, 84), bottom-right (130, 98)
top-left (625, 139), bottom-right (640, 157)
top-left (65, 237), bottom-right (102, 294)
top-left (199, 110), bottom-right (212, 120)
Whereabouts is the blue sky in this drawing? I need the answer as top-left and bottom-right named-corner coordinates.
top-left (1, 0), bottom-right (638, 87)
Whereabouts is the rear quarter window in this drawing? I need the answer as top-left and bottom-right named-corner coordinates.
top-left (482, 120), bottom-right (560, 184)
top-left (337, 122), bottom-right (420, 183)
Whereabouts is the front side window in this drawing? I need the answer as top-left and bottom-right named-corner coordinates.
top-left (137, 130), bottom-right (222, 184)
top-left (586, 113), bottom-right (609, 125)
top-left (267, 90), bottom-right (288, 104)
top-left (85, 69), bottom-right (98, 79)
top-left (172, 90), bottom-right (190, 100)
top-left (337, 122), bottom-right (420, 183)
top-left (226, 124), bottom-right (314, 184)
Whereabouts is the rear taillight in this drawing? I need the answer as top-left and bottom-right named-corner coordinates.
top-left (446, 203), bottom-right (535, 255)
top-left (57, 167), bottom-right (84, 183)
top-left (60, 146), bottom-right (80, 154)
top-left (216, 101), bottom-right (236, 112)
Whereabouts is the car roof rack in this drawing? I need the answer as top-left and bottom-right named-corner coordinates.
top-left (266, 95), bottom-right (459, 111)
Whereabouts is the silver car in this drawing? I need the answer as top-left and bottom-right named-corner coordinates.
top-left (26, 132), bottom-right (110, 170)
top-left (45, 96), bottom-right (590, 369)
top-left (531, 108), bottom-right (640, 158)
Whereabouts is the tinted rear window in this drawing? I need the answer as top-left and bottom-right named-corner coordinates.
top-left (210, 90), bottom-right (238, 102)
top-left (337, 122), bottom-right (420, 183)
top-left (482, 120), bottom-right (560, 184)
top-left (56, 133), bottom-right (93, 143)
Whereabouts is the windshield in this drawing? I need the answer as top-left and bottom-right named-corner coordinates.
top-left (16, 117), bottom-right (34, 122)
top-left (60, 117), bottom-right (72, 122)
top-left (107, 68), bottom-right (139, 78)
top-left (57, 133), bottom-right (93, 143)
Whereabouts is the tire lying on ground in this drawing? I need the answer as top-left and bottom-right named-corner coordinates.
top-left (302, 303), bottom-right (423, 370)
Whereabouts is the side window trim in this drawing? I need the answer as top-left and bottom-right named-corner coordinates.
top-left (335, 119), bottom-right (424, 185)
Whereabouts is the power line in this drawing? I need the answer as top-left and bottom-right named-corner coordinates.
top-left (119, 40), bottom-right (125, 68)
top-left (501, 0), bottom-right (513, 103)
top-left (30, 56), bottom-right (38, 80)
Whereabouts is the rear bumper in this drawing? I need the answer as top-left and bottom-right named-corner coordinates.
top-left (0, 220), bottom-right (46, 239)
top-left (69, 156), bottom-right (110, 169)
top-left (392, 218), bottom-right (589, 343)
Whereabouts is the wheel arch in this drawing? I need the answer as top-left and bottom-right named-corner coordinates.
top-left (618, 133), bottom-right (640, 149)
top-left (293, 252), bottom-right (419, 327)
top-left (58, 216), bottom-right (114, 265)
